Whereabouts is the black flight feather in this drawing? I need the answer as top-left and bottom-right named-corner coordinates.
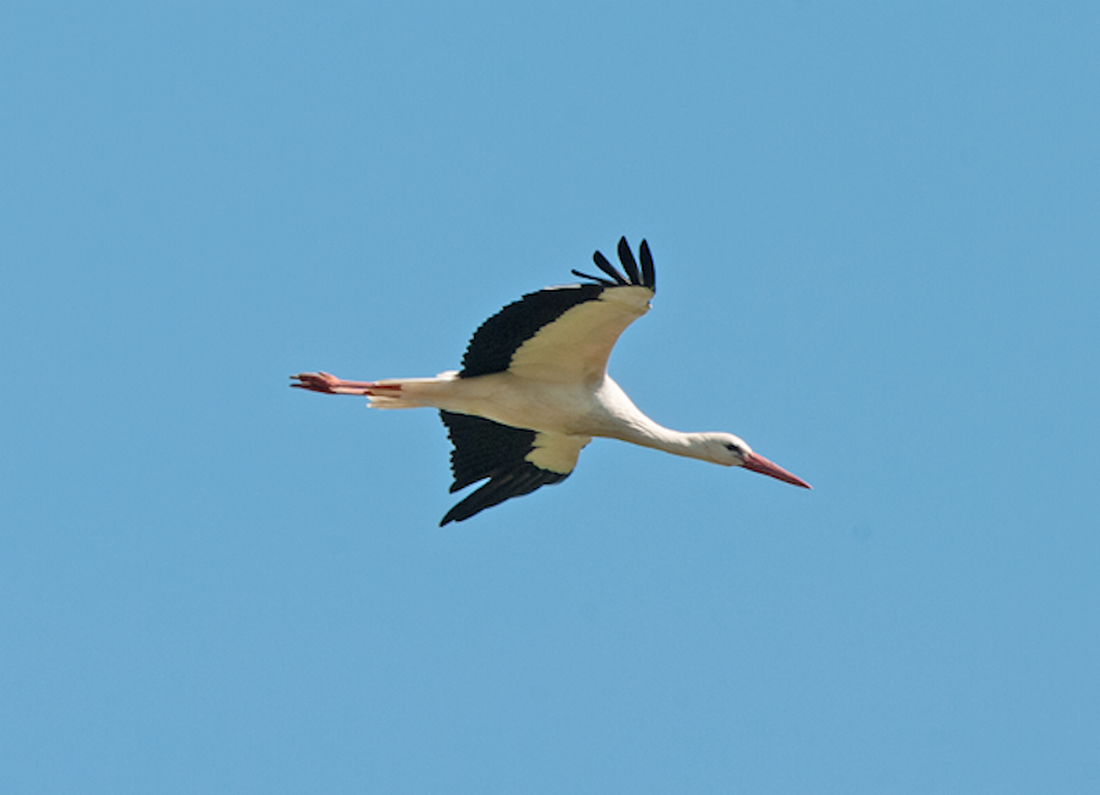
top-left (569, 268), bottom-right (616, 286)
top-left (617, 237), bottom-right (641, 284)
top-left (572, 237), bottom-right (655, 291)
top-left (439, 411), bottom-right (570, 525)
top-left (639, 240), bottom-right (656, 292)
top-left (573, 249), bottom-right (628, 286)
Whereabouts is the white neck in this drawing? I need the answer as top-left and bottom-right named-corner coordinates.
top-left (616, 417), bottom-right (719, 461)
top-left (594, 377), bottom-right (720, 463)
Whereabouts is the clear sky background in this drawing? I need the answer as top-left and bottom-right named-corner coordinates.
top-left (2, 2), bottom-right (1098, 793)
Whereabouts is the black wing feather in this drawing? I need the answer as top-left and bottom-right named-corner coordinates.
top-left (572, 237), bottom-right (654, 291)
top-left (569, 269), bottom-right (617, 286)
top-left (590, 249), bottom-right (630, 285)
top-left (617, 237), bottom-right (641, 284)
top-left (441, 467), bottom-right (565, 526)
top-left (639, 240), bottom-right (656, 291)
top-left (439, 411), bottom-right (569, 525)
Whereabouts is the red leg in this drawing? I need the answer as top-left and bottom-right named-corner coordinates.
top-left (290, 371), bottom-right (393, 396)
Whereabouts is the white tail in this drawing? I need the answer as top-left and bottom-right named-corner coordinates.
top-left (364, 377), bottom-right (448, 409)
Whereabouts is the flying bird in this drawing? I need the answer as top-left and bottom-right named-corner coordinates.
top-left (291, 237), bottom-right (810, 525)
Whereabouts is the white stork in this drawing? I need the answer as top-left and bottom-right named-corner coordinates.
top-left (292, 237), bottom-right (810, 525)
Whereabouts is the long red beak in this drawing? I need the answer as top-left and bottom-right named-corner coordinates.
top-left (742, 452), bottom-right (812, 489)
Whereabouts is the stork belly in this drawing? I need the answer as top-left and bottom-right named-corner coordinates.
top-left (435, 372), bottom-right (598, 435)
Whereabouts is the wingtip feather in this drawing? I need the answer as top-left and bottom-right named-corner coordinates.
top-left (617, 237), bottom-right (641, 284)
top-left (573, 239), bottom-right (656, 292)
top-left (590, 250), bottom-right (630, 286)
top-left (639, 239), bottom-right (656, 291)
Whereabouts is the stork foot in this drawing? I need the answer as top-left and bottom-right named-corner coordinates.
top-left (290, 371), bottom-right (380, 395)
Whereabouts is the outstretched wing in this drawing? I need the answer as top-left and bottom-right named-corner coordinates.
top-left (459, 238), bottom-right (657, 385)
top-left (439, 411), bottom-right (590, 525)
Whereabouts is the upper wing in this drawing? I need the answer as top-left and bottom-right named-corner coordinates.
top-left (439, 410), bottom-right (590, 525)
top-left (459, 238), bottom-right (657, 385)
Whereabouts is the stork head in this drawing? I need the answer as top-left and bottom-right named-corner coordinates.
top-left (704, 433), bottom-right (812, 489)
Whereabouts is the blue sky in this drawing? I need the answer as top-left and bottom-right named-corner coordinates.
top-left (2, 2), bottom-right (1098, 792)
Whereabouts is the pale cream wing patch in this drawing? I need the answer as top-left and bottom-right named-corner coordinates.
top-left (506, 286), bottom-right (652, 385)
top-left (525, 432), bottom-right (591, 474)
